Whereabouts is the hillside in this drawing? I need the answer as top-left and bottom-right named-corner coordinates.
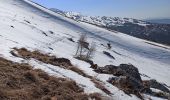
top-left (50, 8), bottom-right (170, 45)
top-left (0, 0), bottom-right (170, 100)
top-left (50, 8), bottom-right (149, 27)
top-left (146, 19), bottom-right (170, 24)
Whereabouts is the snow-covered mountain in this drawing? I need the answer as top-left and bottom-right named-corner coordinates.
top-left (0, 0), bottom-right (170, 100)
top-left (50, 8), bottom-right (170, 45)
top-left (50, 8), bottom-right (149, 27)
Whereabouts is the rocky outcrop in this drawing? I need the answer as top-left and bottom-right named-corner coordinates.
top-left (98, 64), bottom-right (144, 98)
top-left (95, 64), bottom-right (170, 99)
top-left (108, 76), bottom-right (143, 99)
top-left (95, 64), bottom-right (142, 83)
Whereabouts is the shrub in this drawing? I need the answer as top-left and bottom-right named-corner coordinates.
top-left (75, 34), bottom-right (96, 61)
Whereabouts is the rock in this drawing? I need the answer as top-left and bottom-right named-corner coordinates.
top-left (119, 64), bottom-right (142, 83)
top-left (108, 76), bottom-right (143, 99)
top-left (143, 80), bottom-right (170, 93)
top-left (108, 75), bottom-right (143, 92)
top-left (90, 64), bottom-right (98, 69)
top-left (24, 20), bottom-right (31, 24)
top-left (97, 64), bottom-right (144, 98)
top-left (10, 25), bottom-right (14, 28)
top-left (42, 32), bottom-right (48, 36)
top-left (95, 64), bottom-right (142, 83)
top-left (94, 65), bottom-right (118, 74)
top-left (67, 38), bottom-right (75, 42)
top-left (96, 64), bottom-right (170, 99)
top-left (49, 31), bottom-right (54, 34)
top-left (103, 51), bottom-right (115, 59)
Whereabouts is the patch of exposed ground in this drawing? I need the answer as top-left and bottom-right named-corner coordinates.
top-left (12, 48), bottom-right (90, 78)
top-left (91, 78), bottom-right (112, 95)
top-left (11, 48), bottom-right (112, 96)
top-left (0, 57), bottom-right (90, 100)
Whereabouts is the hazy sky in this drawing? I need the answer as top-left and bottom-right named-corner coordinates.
top-left (32, 0), bottom-right (170, 19)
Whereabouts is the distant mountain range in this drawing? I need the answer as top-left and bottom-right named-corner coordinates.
top-left (50, 8), bottom-right (149, 27)
top-left (50, 8), bottom-right (170, 45)
top-left (145, 19), bottom-right (170, 24)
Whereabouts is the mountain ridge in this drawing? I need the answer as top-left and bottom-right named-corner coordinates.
top-left (50, 8), bottom-right (149, 27)
top-left (50, 8), bottom-right (170, 46)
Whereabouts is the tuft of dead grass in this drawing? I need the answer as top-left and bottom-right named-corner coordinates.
top-left (89, 93), bottom-right (103, 100)
top-left (91, 78), bottom-right (112, 95)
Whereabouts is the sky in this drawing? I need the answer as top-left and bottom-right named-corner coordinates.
top-left (32, 0), bottom-right (170, 19)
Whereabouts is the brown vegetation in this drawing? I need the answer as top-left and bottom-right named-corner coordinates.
top-left (11, 48), bottom-right (111, 97)
top-left (89, 93), bottom-right (103, 100)
top-left (0, 57), bottom-right (89, 100)
top-left (12, 48), bottom-right (89, 78)
top-left (91, 79), bottom-right (112, 95)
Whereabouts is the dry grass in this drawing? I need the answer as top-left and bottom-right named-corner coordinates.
top-left (12, 48), bottom-right (90, 78)
top-left (89, 93), bottom-right (103, 100)
top-left (11, 48), bottom-right (111, 97)
top-left (91, 78), bottom-right (112, 95)
top-left (0, 57), bottom-right (89, 100)
top-left (69, 66), bottom-right (92, 78)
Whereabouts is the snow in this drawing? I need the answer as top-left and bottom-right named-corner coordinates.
top-left (29, 59), bottom-right (104, 94)
top-left (50, 8), bottom-right (149, 27)
top-left (0, 0), bottom-right (170, 99)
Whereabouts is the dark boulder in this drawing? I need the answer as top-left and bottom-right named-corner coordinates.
top-left (95, 64), bottom-right (142, 83)
top-left (119, 64), bottom-right (142, 83)
top-left (108, 76), bottom-right (143, 99)
top-left (90, 64), bottom-right (98, 69)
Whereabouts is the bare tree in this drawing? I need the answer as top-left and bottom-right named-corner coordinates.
top-left (75, 34), bottom-right (96, 60)
top-left (86, 42), bottom-right (96, 60)
top-left (75, 34), bottom-right (89, 57)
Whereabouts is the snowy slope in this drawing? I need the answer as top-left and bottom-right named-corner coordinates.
top-left (0, 0), bottom-right (170, 100)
